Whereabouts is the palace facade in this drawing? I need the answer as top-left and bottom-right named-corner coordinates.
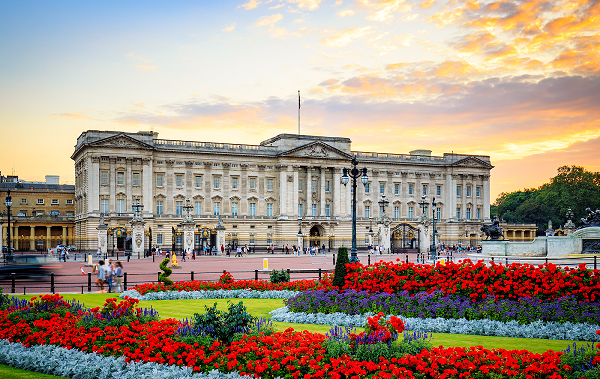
top-left (71, 130), bottom-right (493, 253)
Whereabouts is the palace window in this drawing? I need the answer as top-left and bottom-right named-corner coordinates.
top-left (101, 171), bottom-right (109, 185)
top-left (66, 199), bottom-right (73, 205)
top-left (408, 184), bottom-right (414, 195)
top-left (117, 199), bottom-right (125, 213)
top-left (249, 178), bottom-right (256, 190)
top-left (156, 173), bottom-right (164, 187)
top-left (311, 180), bottom-right (317, 192)
top-left (298, 204), bottom-right (303, 215)
top-left (456, 207), bottom-right (461, 219)
top-left (456, 186), bottom-right (462, 196)
top-left (213, 202), bottom-right (220, 215)
top-left (51, 199), bottom-right (59, 205)
top-left (380, 183), bottom-right (385, 195)
top-left (325, 204), bottom-right (330, 217)
top-left (394, 184), bottom-right (400, 195)
top-left (365, 183), bottom-right (370, 194)
top-left (176, 201), bottom-right (183, 215)
top-left (312, 204), bottom-right (317, 216)
top-left (298, 179), bottom-right (303, 191)
top-left (249, 202), bottom-right (256, 216)
top-left (231, 202), bottom-right (238, 216)
top-left (365, 205), bottom-right (370, 218)
top-left (213, 176), bottom-right (220, 189)
top-left (132, 172), bottom-right (140, 187)
top-left (21, 198), bottom-right (27, 204)
top-left (267, 178), bottom-right (273, 191)
top-left (156, 201), bottom-right (163, 215)
top-left (467, 186), bottom-right (472, 197)
top-left (477, 207), bottom-right (481, 219)
top-left (408, 206), bottom-right (414, 218)
top-left (195, 175), bottom-right (202, 188)
top-left (476, 186), bottom-right (481, 197)
top-left (195, 201), bottom-right (202, 215)
top-left (436, 207), bottom-right (441, 219)
top-left (437, 185), bottom-right (441, 196)
top-left (423, 184), bottom-right (428, 195)
top-left (157, 234), bottom-right (163, 244)
top-left (325, 180), bottom-right (330, 192)
top-left (231, 177), bottom-right (238, 189)
top-left (117, 172), bottom-right (125, 186)
top-left (466, 207), bottom-right (471, 219)
top-left (394, 206), bottom-right (400, 219)
top-left (267, 203), bottom-right (273, 216)
top-left (176, 175), bottom-right (183, 188)
top-left (249, 234), bottom-right (255, 244)
top-left (100, 199), bottom-right (109, 213)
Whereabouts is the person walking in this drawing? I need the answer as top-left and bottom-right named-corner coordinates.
top-left (113, 261), bottom-right (123, 293)
top-left (95, 260), bottom-right (106, 292)
top-left (97, 246), bottom-right (102, 260)
top-left (182, 248), bottom-right (186, 262)
top-left (105, 259), bottom-right (114, 293)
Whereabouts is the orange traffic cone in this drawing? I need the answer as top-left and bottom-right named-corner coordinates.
top-left (80, 266), bottom-right (86, 275)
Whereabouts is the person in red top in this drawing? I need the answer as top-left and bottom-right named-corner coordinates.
top-left (220, 245), bottom-right (225, 255)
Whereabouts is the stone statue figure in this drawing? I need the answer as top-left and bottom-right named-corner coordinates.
top-left (579, 208), bottom-right (600, 229)
top-left (481, 215), bottom-right (505, 240)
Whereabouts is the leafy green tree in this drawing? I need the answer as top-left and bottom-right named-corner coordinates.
top-left (493, 166), bottom-right (600, 233)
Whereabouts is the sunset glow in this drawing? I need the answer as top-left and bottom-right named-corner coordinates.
top-left (1, 0), bottom-right (599, 201)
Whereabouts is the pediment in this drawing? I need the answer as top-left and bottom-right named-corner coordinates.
top-left (279, 141), bottom-right (353, 160)
top-left (452, 157), bottom-right (493, 169)
top-left (90, 133), bottom-right (153, 150)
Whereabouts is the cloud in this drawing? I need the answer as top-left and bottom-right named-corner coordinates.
top-left (51, 112), bottom-right (91, 120)
top-left (254, 13), bottom-right (283, 27)
top-left (269, 3), bottom-right (285, 9)
top-left (287, 0), bottom-right (322, 11)
top-left (239, 0), bottom-right (261, 10)
top-left (134, 65), bottom-right (156, 70)
top-left (321, 26), bottom-right (374, 47)
top-left (337, 9), bottom-right (355, 17)
top-left (222, 23), bottom-right (236, 32)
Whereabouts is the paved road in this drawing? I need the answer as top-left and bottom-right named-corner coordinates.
top-left (0, 252), bottom-right (409, 295)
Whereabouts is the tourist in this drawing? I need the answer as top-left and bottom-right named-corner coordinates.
top-left (97, 246), bottom-right (102, 260)
top-left (95, 260), bottom-right (106, 292)
top-left (105, 259), bottom-right (114, 293)
top-left (113, 262), bottom-right (123, 293)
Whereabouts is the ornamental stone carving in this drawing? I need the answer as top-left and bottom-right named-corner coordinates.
top-left (305, 145), bottom-right (328, 158)
top-left (287, 175), bottom-right (294, 182)
top-left (135, 233), bottom-right (143, 248)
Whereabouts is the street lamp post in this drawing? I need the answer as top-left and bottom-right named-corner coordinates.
top-left (5, 190), bottom-right (12, 255)
top-left (341, 157), bottom-right (368, 263)
top-left (419, 195), bottom-right (437, 261)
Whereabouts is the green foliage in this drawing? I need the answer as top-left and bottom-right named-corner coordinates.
top-left (333, 246), bottom-right (349, 289)
top-left (158, 257), bottom-right (174, 285)
top-left (0, 287), bottom-right (10, 311)
top-left (493, 166), bottom-right (600, 233)
top-left (269, 269), bottom-right (290, 284)
top-left (560, 342), bottom-right (600, 379)
top-left (174, 333), bottom-right (215, 348)
top-left (192, 301), bottom-right (255, 343)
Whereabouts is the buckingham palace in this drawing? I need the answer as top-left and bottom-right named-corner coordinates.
top-left (71, 130), bottom-right (493, 254)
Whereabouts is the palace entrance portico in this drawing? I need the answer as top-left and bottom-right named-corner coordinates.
top-left (390, 222), bottom-right (420, 254)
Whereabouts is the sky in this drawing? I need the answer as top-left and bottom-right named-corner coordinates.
top-left (1, 0), bottom-right (599, 202)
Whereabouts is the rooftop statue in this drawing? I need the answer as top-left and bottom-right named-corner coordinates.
top-left (481, 216), bottom-right (505, 240)
top-left (578, 208), bottom-right (600, 229)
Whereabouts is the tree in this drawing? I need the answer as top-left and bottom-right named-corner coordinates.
top-left (333, 246), bottom-right (349, 289)
top-left (493, 166), bottom-right (600, 233)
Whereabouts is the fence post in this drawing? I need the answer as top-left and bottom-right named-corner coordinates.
top-left (545, 258), bottom-right (548, 264)
top-left (191, 271), bottom-right (194, 281)
top-left (287, 268), bottom-right (291, 280)
top-left (11, 273), bottom-right (15, 294)
top-left (81, 285), bottom-right (84, 294)
top-left (255, 269), bottom-right (258, 281)
top-left (51, 273), bottom-right (55, 294)
top-left (117, 251), bottom-right (119, 261)
top-left (333, 254), bottom-right (336, 266)
top-left (406, 255), bottom-right (409, 263)
top-left (368, 254), bottom-right (371, 265)
top-left (124, 272), bottom-right (127, 291)
top-left (153, 254), bottom-right (155, 263)
top-left (88, 272), bottom-right (92, 292)
top-left (158, 272), bottom-right (160, 282)
top-left (318, 268), bottom-right (322, 280)
top-left (505, 257), bottom-right (508, 265)
top-left (594, 255), bottom-right (597, 270)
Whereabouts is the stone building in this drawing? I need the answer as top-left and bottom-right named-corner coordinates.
top-left (1, 177), bottom-right (75, 252)
top-left (71, 130), bottom-right (493, 253)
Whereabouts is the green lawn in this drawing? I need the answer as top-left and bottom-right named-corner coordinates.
top-left (11, 293), bottom-right (589, 354)
top-left (3, 294), bottom-right (592, 378)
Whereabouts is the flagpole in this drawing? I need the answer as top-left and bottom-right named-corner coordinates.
top-left (298, 90), bottom-right (300, 135)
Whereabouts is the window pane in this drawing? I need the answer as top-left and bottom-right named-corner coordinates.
top-left (409, 184), bottom-right (413, 195)
top-left (156, 201), bottom-right (163, 215)
top-left (249, 178), bottom-right (256, 190)
top-left (117, 172), bottom-right (124, 185)
top-left (195, 176), bottom-right (202, 188)
top-left (365, 205), bottom-right (370, 218)
top-left (267, 179), bottom-right (273, 191)
top-left (437, 185), bottom-right (441, 196)
top-left (214, 202), bottom-right (220, 215)
top-left (311, 204), bottom-right (316, 216)
top-left (101, 171), bottom-right (109, 185)
top-left (365, 183), bottom-right (370, 193)
top-left (267, 203), bottom-right (273, 216)
top-left (176, 175), bottom-right (183, 187)
top-left (214, 176), bottom-right (220, 189)
top-left (176, 201), bottom-right (183, 215)
top-left (249, 203), bottom-right (255, 216)
top-left (423, 185), bottom-right (427, 195)
top-left (156, 174), bottom-right (163, 187)
top-left (232, 177), bottom-right (238, 189)
top-left (394, 206), bottom-right (399, 218)
top-left (195, 201), bottom-right (202, 215)
top-left (380, 183), bottom-right (385, 194)
top-left (325, 204), bottom-right (330, 217)
top-left (394, 184), bottom-right (399, 195)
top-left (232, 202), bottom-right (238, 216)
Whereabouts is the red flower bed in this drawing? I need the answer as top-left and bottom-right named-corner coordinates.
top-left (1, 294), bottom-right (592, 378)
top-left (344, 260), bottom-right (600, 302)
top-left (133, 275), bottom-right (326, 295)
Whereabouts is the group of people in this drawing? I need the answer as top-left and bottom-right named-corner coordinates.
top-left (367, 244), bottom-right (386, 254)
top-left (94, 259), bottom-right (124, 293)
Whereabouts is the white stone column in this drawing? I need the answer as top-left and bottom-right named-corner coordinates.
top-left (333, 167), bottom-right (341, 217)
top-left (143, 158), bottom-right (153, 213)
top-left (446, 173), bottom-right (454, 220)
top-left (182, 223), bottom-right (195, 253)
top-left (110, 157), bottom-right (116, 212)
top-left (0, 223), bottom-right (4, 252)
top-left (97, 223), bottom-right (108, 255)
top-left (126, 158), bottom-right (133, 211)
top-left (306, 167), bottom-right (312, 215)
top-left (278, 165), bottom-right (287, 217)
top-left (131, 220), bottom-right (146, 256)
top-left (483, 175), bottom-right (491, 220)
top-left (90, 156), bottom-right (100, 213)
top-left (320, 167), bottom-right (326, 216)
top-left (293, 166), bottom-right (300, 216)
